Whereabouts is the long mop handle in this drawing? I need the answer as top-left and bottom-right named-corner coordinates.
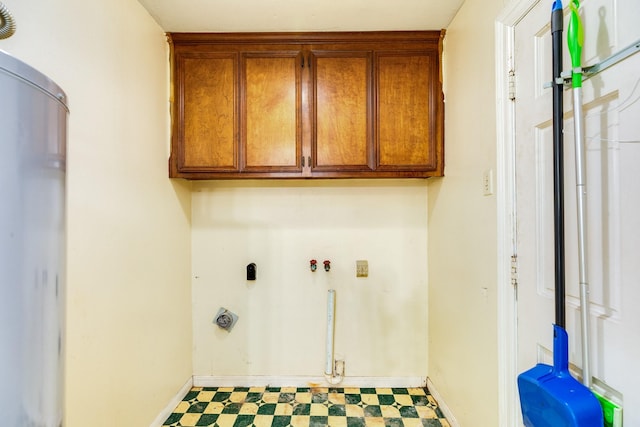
top-left (568, 0), bottom-right (593, 388)
top-left (551, 0), bottom-right (566, 329)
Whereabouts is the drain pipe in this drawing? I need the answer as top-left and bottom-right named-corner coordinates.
top-left (0, 1), bottom-right (16, 39)
top-left (324, 289), bottom-right (344, 385)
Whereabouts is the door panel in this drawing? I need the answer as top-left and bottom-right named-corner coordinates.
top-left (243, 53), bottom-right (302, 171)
top-left (180, 53), bottom-right (238, 171)
top-left (312, 52), bottom-right (371, 171)
top-left (377, 52), bottom-right (435, 170)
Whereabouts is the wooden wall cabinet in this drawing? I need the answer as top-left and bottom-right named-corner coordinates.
top-left (169, 31), bottom-right (445, 179)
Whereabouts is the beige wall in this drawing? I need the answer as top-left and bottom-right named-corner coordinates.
top-left (428, 0), bottom-right (505, 425)
top-left (0, 0), bottom-right (514, 423)
top-left (191, 180), bottom-right (428, 380)
top-left (1, 0), bottom-right (193, 425)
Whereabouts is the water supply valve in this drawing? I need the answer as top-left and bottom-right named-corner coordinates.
top-left (324, 260), bottom-right (331, 272)
top-left (310, 259), bottom-right (317, 272)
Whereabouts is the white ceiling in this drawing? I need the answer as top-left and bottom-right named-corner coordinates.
top-left (136, 0), bottom-right (465, 33)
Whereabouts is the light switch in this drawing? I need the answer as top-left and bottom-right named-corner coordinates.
top-left (483, 169), bottom-right (494, 196)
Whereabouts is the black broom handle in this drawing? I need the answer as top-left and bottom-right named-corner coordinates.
top-left (551, 4), bottom-right (566, 329)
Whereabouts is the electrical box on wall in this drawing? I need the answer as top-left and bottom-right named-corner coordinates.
top-left (356, 260), bottom-right (368, 277)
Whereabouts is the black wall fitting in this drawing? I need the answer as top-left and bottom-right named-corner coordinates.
top-left (246, 263), bottom-right (256, 280)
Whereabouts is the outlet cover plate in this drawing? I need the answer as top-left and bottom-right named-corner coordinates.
top-left (483, 169), bottom-right (494, 196)
top-left (356, 260), bottom-right (368, 278)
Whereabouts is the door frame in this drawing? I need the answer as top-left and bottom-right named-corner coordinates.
top-left (495, 0), bottom-right (540, 425)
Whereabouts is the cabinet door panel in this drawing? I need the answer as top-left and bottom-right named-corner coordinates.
top-left (313, 53), bottom-right (371, 171)
top-left (377, 52), bottom-right (437, 171)
top-left (180, 53), bottom-right (237, 171)
top-left (243, 53), bottom-right (302, 171)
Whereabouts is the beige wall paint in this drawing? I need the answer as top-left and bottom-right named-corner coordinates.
top-left (428, 0), bottom-right (504, 425)
top-left (191, 180), bottom-right (428, 379)
top-left (0, 0), bottom-right (514, 423)
top-left (1, 0), bottom-right (193, 425)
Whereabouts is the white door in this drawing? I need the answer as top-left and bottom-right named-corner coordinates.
top-left (514, 0), bottom-right (640, 425)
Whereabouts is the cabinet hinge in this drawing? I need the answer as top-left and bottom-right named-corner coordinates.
top-left (508, 70), bottom-right (516, 101)
top-left (510, 255), bottom-right (518, 287)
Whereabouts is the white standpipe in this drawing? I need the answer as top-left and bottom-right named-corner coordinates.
top-left (324, 289), bottom-right (344, 384)
top-left (325, 289), bottom-right (335, 376)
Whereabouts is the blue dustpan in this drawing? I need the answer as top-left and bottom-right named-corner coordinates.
top-left (518, 325), bottom-right (603, 426)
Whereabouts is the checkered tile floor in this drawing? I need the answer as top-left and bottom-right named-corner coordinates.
top-left (162, 386), bottom-right (450, 427)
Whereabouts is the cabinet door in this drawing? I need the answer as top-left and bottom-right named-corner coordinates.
top-left (242, 52), bottom-right (303, 173)
top-left (376, 51), bottom-right (441, 172)
top-left (311, 51), bottom-right (372, 172)
top-left (175, 52), bottom-right (238, 172)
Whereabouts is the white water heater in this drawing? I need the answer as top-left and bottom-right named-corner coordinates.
top-left (0, 50), bottom-right (68, 427)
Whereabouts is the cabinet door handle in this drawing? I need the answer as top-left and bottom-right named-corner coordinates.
top-left (301, 55), bottom-right (305, 68)
top-left (301, 156), bottom-right (305, 167)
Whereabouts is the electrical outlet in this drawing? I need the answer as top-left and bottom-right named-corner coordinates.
top-left (356, 260), bottom-right (368, 277)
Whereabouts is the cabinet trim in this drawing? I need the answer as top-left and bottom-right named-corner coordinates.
top-left (168, 31), bottom-right (443, 46)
